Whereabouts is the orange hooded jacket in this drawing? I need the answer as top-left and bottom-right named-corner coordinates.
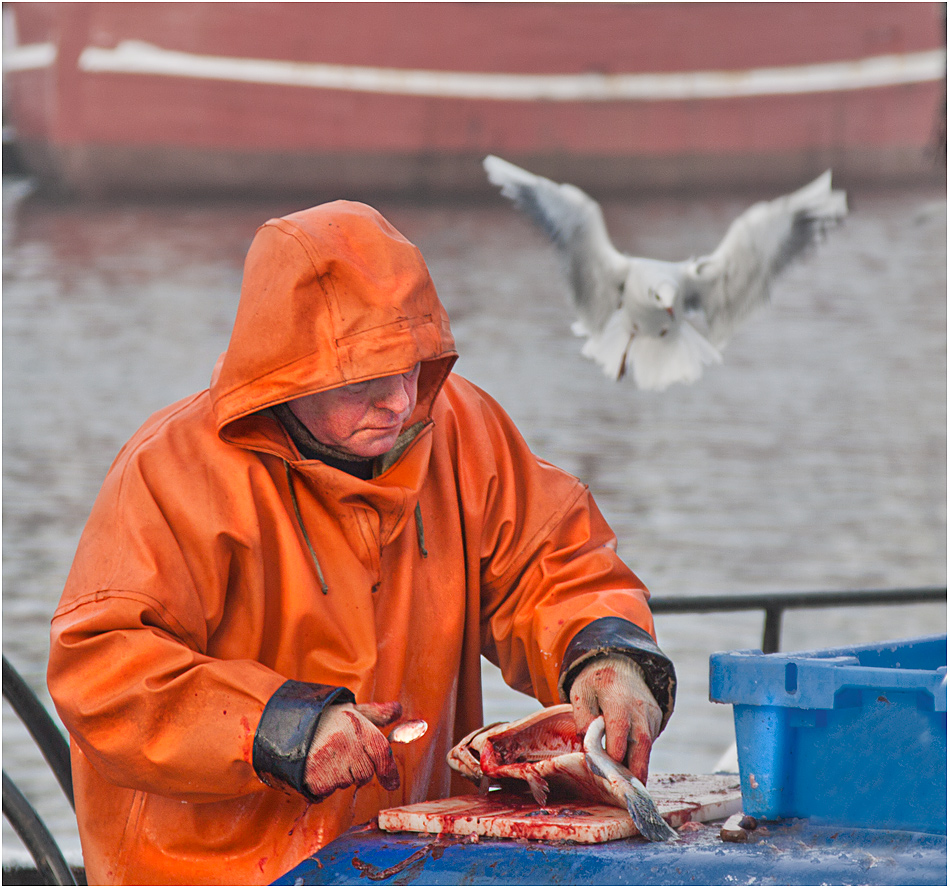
top-left (48, 202), bottom-right (674, 885)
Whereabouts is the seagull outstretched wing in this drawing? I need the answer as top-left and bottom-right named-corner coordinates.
top-left (483, 155), bottom-right (627, 336)
top-left (687, 170), bottom-right (848, 347)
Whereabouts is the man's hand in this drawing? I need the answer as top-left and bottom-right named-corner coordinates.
top-left (569, 655), bottom-right (662, 784)
top-left (304, 701), bottom-right (402, 802)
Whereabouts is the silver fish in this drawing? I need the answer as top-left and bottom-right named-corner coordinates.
top-left (584, 716), bottom-right (679, 843)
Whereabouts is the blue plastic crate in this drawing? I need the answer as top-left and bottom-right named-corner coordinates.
top-left (709, 634), bottom-right (947, 833)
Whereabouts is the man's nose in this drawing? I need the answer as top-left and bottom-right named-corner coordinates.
top-left (375, 379), bottom-right (411, 413)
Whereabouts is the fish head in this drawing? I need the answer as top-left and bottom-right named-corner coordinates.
top-left (447, 721), bottom-right (508, 781)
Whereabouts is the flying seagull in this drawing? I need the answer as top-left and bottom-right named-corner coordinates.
top-left (483, 155), bottom-right (847, 391)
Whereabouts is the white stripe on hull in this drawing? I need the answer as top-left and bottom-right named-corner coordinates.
top-left (71, 40), bottom-right (945, 102)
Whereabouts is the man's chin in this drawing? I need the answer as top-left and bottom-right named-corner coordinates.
top-left (349, 428), bottom-right (401, 458)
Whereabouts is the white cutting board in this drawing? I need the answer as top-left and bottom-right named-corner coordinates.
top-left (378, 773), bottom-right (742, 844)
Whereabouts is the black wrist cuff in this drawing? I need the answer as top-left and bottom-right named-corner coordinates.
top-left (558, 617), bottom-right (677, 731)
top-left (252, 679), bottom-right (355, 800)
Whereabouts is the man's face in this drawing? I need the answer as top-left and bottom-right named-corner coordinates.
top-left (287, 364), bottom-right (421, 458)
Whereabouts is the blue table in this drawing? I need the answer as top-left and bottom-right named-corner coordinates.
top-left (274, 818), bottom-right (947, 885)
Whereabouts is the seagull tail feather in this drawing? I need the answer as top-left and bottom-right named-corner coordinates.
top-left (629, 322), bottom-right (722, 391)
top-left (579, 309), bottom-right (633, 381)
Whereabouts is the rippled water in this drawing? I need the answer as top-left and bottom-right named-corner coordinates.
top-left (3, 177), bottom-right (946, 864)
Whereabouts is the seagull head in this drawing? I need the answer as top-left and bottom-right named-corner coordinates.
top-left (621, 259), bottom-right (685, 338)
top-left (650, 280), bottom-right (678, 317)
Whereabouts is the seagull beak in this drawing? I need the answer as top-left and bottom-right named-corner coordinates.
top-left (665, 307), bottom-right (675, 318)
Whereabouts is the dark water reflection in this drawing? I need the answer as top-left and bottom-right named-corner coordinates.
top-left (3, 178), bottom-right (946, 861)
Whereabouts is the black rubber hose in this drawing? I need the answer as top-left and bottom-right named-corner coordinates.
top-left (2, 655), bottom-right (74, 809)
top-left (2, 771), bottom-right (77, 885)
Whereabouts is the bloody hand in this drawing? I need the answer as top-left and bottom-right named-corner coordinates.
top-left (569, 655), bottom-right (662, 784)
top-left (304, 701), bottom-right (402, 802)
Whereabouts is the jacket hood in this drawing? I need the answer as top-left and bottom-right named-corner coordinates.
top-left (210, 201), bottom-right (457, 443)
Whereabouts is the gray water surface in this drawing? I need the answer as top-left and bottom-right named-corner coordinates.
top-left (3, 178), bottom-right (945, 863)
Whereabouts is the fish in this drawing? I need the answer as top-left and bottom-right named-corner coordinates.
top-left (584, 716), bottom-right (679, 842)
top-left (448, 704), bottom-right (678, 842)
top-left (449, 706), bottom-right (596, 802)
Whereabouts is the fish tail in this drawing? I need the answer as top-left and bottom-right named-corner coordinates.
top-left (584, 715), bottom-right (678, 843)
top-left (621, 781), bottom-right (679, 843)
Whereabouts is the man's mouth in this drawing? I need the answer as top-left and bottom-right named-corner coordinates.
top-left (366, 421), bottom-right (403, 435)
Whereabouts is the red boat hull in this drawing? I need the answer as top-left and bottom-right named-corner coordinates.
top-left (4, 2), bottom-right (945, 197)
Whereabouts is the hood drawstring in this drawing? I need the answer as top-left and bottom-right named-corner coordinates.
top-left (284, 461), bottom-right (329, 595)
top-left (414, 502), bottom-right (428, 559)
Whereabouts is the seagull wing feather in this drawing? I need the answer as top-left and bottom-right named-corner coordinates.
top-left (689, 170), bottom-right (847, 347)
top-left (483, 155), bottom-right (627, 335)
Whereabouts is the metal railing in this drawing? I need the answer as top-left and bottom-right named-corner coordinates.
top-left (650, 586), bottom-right (947, 653)
top-left (2, 656), bottom-right (79, 886)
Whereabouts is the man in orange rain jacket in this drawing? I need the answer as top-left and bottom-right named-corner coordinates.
top-left (47, 201), bottom-right (676, 885)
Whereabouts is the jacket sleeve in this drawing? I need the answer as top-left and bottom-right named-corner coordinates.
top-left (457, 380), bottom-right (675, 726)
top-left (50, 591), bottom-right (284, 802)
top-left (50, 589), bottom-right (353, 803)
top-left (47, 410), bottom-right (342, 804)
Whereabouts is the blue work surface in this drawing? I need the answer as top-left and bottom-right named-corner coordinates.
top-left (274, 820), bottom-right (947, 885)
